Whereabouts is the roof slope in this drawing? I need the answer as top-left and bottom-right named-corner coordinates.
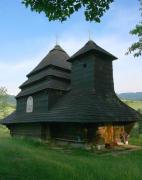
top-left (20, 68), bottom-right (70, 89)
top-left (28, 45), bottom-right (71, 76)
top-left (69, 40), bottom-right (117, 61)
top-left (17, 45), bottom-right (71, 98)
top-left (3, 89), bottom-right (141, 124)
top-left (17, 79), bottom-right (70, 98)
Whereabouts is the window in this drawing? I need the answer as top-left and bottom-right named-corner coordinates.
top-left (26, 96), bottom-right (33, 113)
top-left (83, 63), bottom-right (87, 68)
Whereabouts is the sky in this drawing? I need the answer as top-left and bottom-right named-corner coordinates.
top-left (0, 0), bottom-right (141, 95)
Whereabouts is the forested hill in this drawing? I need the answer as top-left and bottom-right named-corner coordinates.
top-left (8, 95), bottom-right (16, 105)
top-left (118, 92), bottom-right (142, 101)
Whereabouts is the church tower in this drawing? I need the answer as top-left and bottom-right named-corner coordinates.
top-left (68, 40), bottom-right (117, 95)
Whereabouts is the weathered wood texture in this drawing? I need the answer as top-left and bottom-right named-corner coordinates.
top-left (17, 91), bottom-right (48, 113)
top-left (71, 55), bottom-right (95, 89)
top-left (94, 56), bottom-right (114, 94)
top-left (9, 123), bottom-right (42, 138)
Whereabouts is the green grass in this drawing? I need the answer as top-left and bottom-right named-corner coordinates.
top-left (129, 135), bottom-right (142, 146)
top-left (0, 126), bottom-right (142, 180)
top-left (123, 100), bottom-right (142, 111)
top-left (0, 104), bottom-right (15, 119)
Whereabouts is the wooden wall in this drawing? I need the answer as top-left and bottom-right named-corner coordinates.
top-left (71, 54), bottom-right (95, 89)
top-left (16, 90), bottom-right (48, 114)
top-left (9, 123), bottom-right (42, 138)
top-left (8, 122), bottom-right (134, 145)
top-left (94, 55), bottom-right (114, 94)
top-left (70, 53), bottom-right (114, 95)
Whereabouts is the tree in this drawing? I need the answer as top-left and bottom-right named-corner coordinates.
top-left (22, 0), bottom-right (113, 22)
top-left (22, 0), bottom-right (142, 57)
top-left (127, 0), bottom-right (142, 57)
top-left (0, 87), bottom-right (8, 118)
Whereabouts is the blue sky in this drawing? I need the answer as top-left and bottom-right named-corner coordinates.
top-left (0, 0), bottom-right (141, 95)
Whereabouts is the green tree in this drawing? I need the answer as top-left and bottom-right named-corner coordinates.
top-left (22, 0), bottom-right (142, 58)
top-left (127, 0), bottom-right (142, 57)
top-left (0, 87), bottom-right (8, 118)
top-left (22, 0), bottom-right (114, 22)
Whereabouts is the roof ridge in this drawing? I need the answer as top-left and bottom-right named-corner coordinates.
top-left (69, 40), bottom-right (117, 61)
top-left (27, 45), bottom-right (70, 77)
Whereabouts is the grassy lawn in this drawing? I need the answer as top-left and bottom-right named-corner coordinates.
top-left (0, 126), bottom-right (141, 180)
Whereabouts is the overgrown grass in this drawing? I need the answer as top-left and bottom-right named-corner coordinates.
top-left (0, 125), bottom-right (142, 180)
top-left (129, 134), bottom-right (142, 146)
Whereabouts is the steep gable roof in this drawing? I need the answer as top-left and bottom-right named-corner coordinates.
top-left (28, 45), bottom-right (71, 76)
top-left (69, 40), bottom-right (117, 61)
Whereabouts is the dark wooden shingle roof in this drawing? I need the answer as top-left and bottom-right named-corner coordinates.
top-left (17, 79), bottom-right (70, 98)
top-left (69, 40), bottom-right (117, 61)
top-left (17, 45), bottom-right (71, 98)
top-left (28, 45), bottom-right (71, 76)
top-left (20, 68), bottom-right (70, 89)
top-left (3, 89), bottom-right (141, 124)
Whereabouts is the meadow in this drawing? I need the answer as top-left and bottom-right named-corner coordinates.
top-left (123, 100), bottom-right (142, 112)
top-left (0, 104), bottom-right (15, 119)
top-left (0, 100), bottom-right (141, 180)
top-left (0, 125), bottom-right (142, 180)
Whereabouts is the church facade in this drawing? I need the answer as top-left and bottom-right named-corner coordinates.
top-left (2, 40), bottom-right (141, 146)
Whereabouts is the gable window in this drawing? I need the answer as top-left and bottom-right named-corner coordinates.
top-left (26, 96), bottom-right (33, 113)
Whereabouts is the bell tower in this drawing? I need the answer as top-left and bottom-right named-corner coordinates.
top-left (68, 40), bottom-right (117, 95)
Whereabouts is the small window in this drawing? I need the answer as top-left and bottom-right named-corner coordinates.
top-left (26, 96), bottom-right (33, 113)
top-left (83, 63), bottom-right (87, 68)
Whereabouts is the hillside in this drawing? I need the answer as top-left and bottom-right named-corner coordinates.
top-left (0, 125), bottom-right (142, 180)
top-left (0, 95), bottom-right (16, 119)
top-left (124, 100), bottom-right (142, 112)
top-left (118, 92), bottom-right (142, 101)
top-left (7, 95), bottom-right (16, 105)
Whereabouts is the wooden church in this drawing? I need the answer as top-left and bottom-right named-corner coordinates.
top-left (2, 40), bottom-right (141, 146)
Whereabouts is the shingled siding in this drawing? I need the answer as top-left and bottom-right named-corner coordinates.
top-left (33, 91), bottom-right (48, 113)
top-left (9, 123), bottom-right (42, 138)
top-left (20, 67), bottom-right (70, 88)
top-left (71, 55), bottom-right (95, 89)
top-left (16, 91), bottom-right (48, 114)
top-left (48, 89), bottom-right (66, 109)
top-left (16, 97), bottom-right (27, 113)
top-left (94, 56), bottom-right (114, 94)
